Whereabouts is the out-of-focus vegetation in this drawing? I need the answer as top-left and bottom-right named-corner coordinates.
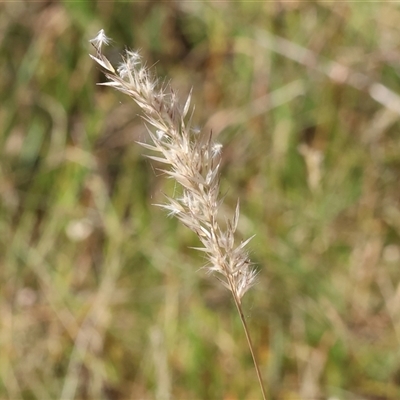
top-left (1, 1), bottom-right (400, 399)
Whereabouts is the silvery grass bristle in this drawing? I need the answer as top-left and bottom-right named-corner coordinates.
top-left (89, 30), bottom-right (266, 398)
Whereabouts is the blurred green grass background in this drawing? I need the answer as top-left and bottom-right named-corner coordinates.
top-left (2, 1), bottom-right (400, 399)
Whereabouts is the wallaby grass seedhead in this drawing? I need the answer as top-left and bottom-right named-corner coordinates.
top-left (90, 29), bottom-right (266, 399)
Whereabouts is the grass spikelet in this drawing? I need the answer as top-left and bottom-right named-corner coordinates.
top-left (90, 30), bottom-right (266, 399)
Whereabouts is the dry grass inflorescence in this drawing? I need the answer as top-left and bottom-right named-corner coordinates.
top-left (89, 29), bottom-right (266, 398)
top-left (90, 30), bottom-right (258, 303)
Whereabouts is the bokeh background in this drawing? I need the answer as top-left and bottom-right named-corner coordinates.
top-left (2, 1), bottom-right (400, 399)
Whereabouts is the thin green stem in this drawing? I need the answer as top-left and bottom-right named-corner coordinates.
top-left (230, 287), bottom-right (267, 400)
